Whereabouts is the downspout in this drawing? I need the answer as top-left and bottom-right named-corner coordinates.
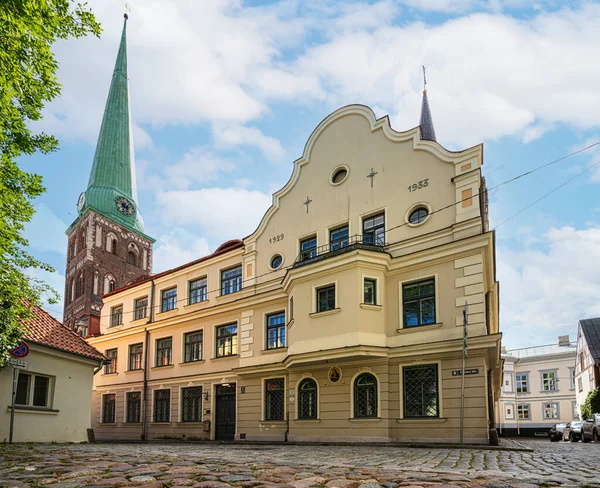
top-left (94, 360), bottom-right (110, 375)
top-left (141, 279), bottom-right (155, 441)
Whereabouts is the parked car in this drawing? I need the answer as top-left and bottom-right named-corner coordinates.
top-left (582, 414), bottom-right (600, 443)
top-left (563, 421), bottom-right (584, 442)
top-left (549, 423), bottom-right (567, 441)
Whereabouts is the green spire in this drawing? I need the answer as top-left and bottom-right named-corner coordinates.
top-left (77, 14), bottom-right (149, 238)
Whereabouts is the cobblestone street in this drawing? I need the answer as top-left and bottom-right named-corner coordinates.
top-left (1, 440), bottom-right (599, 488)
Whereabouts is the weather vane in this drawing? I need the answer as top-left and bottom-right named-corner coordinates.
top-left (124, 3), bottom-right (131, 19)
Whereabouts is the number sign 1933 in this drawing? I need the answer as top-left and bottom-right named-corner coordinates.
top-left (408, 179), bottom-right (429, 192)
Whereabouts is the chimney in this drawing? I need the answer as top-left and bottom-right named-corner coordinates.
top-left (558, 335), bottom-right (570, 347)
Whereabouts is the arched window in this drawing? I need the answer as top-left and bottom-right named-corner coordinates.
top-left (298, 378), bottom-right (318, 420)
top-left (81, 230), bottom-right (86, 249)
top-left (69, 279), bottom-right (75, 303)
top-left (104, 274), bottom-right (116, 294)
top-left (354, 373), bottom-right (378, 418)
top-left (127, 251), bottom-right (136, 266)
top-left (93, 271), bottom-right (99, 295)
top-left (106, 234), bottom-right (117, 255)
top-left (109, 280), bottom-right (116, 292)
top-left (76, 272), bottom-right (84, 297)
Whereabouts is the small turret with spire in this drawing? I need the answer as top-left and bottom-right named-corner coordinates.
top-left (419, 66), bottom-right (437, 142)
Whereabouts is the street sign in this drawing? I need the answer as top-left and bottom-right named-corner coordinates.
top-left (452, 368), bottom-right (479, 376)
top-left (8, 359), bottom-right (27, 370)
top-left (9, 341), bottom-right (29, 358)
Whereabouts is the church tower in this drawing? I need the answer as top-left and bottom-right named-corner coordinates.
top-left (64, 14), bottom-right (154, 337)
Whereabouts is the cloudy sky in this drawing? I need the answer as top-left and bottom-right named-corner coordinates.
top-left (22, 0), bottom-right (600, 349)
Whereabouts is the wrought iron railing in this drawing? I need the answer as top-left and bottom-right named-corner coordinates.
top-left (294, 234), bottom-right (386, 266)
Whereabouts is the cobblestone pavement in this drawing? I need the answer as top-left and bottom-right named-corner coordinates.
top-left (1, 439), bottom-right (599, 488)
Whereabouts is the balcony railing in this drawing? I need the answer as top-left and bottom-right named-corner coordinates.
top-left (294, 234), bottom-right (386, 267)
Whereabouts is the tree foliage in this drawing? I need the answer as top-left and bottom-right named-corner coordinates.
top-left (580, 387), bottom-right (600, 420)
top-left (0, 1), bottom-right (101, 366)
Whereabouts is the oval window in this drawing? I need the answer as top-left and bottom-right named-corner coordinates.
top-left (409, 207), bottom-right (429, 225)
top-left (331, 168), bottom-right (348, 184)
top-left (270, 254), bottom-right (283, 269)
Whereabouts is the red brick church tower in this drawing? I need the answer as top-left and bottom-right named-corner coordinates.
top-left (63, 15), bottom-right (154, 337)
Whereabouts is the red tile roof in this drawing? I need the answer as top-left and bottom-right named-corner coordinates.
top-left (103, 239), bottom-right (244, 298)
top-left (20, 304), bottom-right (107, 362)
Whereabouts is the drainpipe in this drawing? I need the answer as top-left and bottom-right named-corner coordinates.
top-left (94, 360), bottom-right (110, 375)
top-left (141, 279), bottom-right (155, 441)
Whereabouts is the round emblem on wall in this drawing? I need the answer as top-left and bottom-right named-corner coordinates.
top-left (115, 196), bottom-right (135, 216)
top-left (328, 366), bottom-right (342, 383)
top-left (77, 192), bottom-right (86, 211)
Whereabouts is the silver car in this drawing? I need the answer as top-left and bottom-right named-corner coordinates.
top-left (563, 421), bottom-right (584, 442)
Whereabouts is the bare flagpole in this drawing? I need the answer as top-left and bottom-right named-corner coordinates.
top-left (460, 300), bottom-right (468, 444)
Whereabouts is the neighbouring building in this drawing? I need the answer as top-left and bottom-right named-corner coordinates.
top-left (575, 317), bottom-right (600, 417)
top-left (86, 18), bottom-right (501, 444)
top-left (496, 336), bottom-right (577, 437)
top-left (0, 304), bottom-right (106, 442)
top-left (63, 14), bottom-right (154, 338)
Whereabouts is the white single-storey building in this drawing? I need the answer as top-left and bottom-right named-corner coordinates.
top-left (0, 304), bottom-right (106, 442)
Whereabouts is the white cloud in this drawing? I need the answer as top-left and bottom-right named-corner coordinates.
top-left (153, 227), bottom-right (211, 273)
top-left (156, 187), bottom-right (271, 241)
top-left (163, 146), bottom-right (236, 190)
top-left (212, 125), bottom-right (286, 162)
top-left (498, 225), bottom-right (600, 348)
top-left (27, 268), bottom-right (66, 321)
top-left (23, 204), bottom-right (68, 255)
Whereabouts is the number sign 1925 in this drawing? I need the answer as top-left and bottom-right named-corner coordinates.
top-left (408, 179), bottom-right (429, 192)
top-left (269, 234), bottom-right (284, 244)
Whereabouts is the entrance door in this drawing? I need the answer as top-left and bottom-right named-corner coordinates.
top-left (215, 384), bottom-right (236, 441)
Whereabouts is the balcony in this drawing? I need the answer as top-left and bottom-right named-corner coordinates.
top-left (294, 234), bottom-right (386, 268)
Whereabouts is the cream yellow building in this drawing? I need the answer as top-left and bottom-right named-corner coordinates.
top-left (88, 100), bottom-right (501, 444)
top-left (496, 337), bottom-right (577, 438)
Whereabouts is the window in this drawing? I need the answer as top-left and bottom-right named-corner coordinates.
top-left (331, 167), bottom-right (348, 184)
top-left (354, 373), bottom-right (378, 418)
top-left (580, 352), bottom-right (585, 370)
top-left (516, 374), bottom-right (528, 393)
top-left (266, 312), bottom-right (286, 350)
top-left (221, 266), bottom-right (242, 295)
top-left (409, 207), bottom-right (429, 225)
top-left (543, 402), bottom-right (559, 419)
top-left (184, 331), bottom-right (203, 363)
top-left (161, 288), bottom-right (177, 312)
top-left (505, 405), bottom-right (514, 420)
top-left (298, 378), bottom-right (317, 420)
top-left (110, 305), bottom-right (123, 327)
top-left (126, 392), bottom-right (141, 423)
top-left (102, 394), bottom-right (116, 423)
top-left (181, 387), bottom-right (202, 422)
top-left (189, 278), bottom-right (207, 305)
top-left (329, 225), bottom-right (349, 251)
top-left (542, 371), bottom-right (557, 391)
top-left (216, 324), bottom-right (238, 357)
top-left (15, 373), bottom-right (51, 408)
top-left (129, 343), bottom-right (143, 371)
top-left (363, 213), bottom-right (385, 246)
top-left (364, 278), bottom-right (377, 305)
top-left (153, 389), bottom-right (171, 422)
top-left (316, 284), bottom-right (336, 313)
top-left (300, 236), bottom-right (317, 260)
top-left (134, 297), bottom-right (148, 321)
top-left (127, 251), bottom-right (136, 265)
top-left (572, 401), bottom-right (578, 420)
top-left (578, 377), bottom-right (583, 392)
top-left (403, 365), bottom-right (438, 418)
top-left (105, 348), bottom-right (117, 374)
top-left (569, 368), bottom-right (575, 390)
top-left (270, 254), bottom-right (283, 269)
top-left (156, 337), bottom-right (172, 366)
top-left (518, 404), bottom-right (530, 420)
top-left (264, 378), bottom-right (285, 421)
top-left (402, 279), bottom-right (435, 327)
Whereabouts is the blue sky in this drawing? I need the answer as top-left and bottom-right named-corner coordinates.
top-left (21, 0), bottom-right (600, 349)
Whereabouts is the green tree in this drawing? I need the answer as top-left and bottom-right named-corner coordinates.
top-left (0, 1), bottom-right (101, 366)
top-left (580, 387), bottom-right (600, 420)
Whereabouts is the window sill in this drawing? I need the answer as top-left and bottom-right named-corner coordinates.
top-left (179, 360), bottom-right (205, 366)
top-left (396, 322), bottom-right (443, 333)
top-left (150, 421), bottom-right (172, 425)
top-left (360, 303), bottom-right (382, 311)
top-left (261, 347), bottom-right (288, 354)
top-left (294, 419), bottom-right (320, 423)
top-left (151, 364), bottom-right (174, 370)
top-left (125, 369), bottom-right (144, 374)
top-left (517, 391), bottom-right (530, 395)
top-left (124, 422), bottom-right (142, 425)
top-left (212, 354), bottom-right (239, 361)
top-left (102, 372), bottom-right (118, 376)
top-left (260, 420), bottom-right (287, 426)
top-left (349, 417), bottom-right (381, 422)
top-left (396, 417), bottom-right (447, 423)
top-left (8, 406), bottom-right (59, 415)
top-left (156, 308), bottom-right (178, 317)
top-left (539, 390), bottom-right (559, 393)
top-left (310, 308), bottom-right (341, 318)
top-left (100, 422), bottom-right (117, 426)
top-left (176, 421), bottom-right (204, 425)
top-left (131, 317), bottom-right (148, 324)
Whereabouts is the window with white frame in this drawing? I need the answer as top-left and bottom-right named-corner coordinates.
top-left (518, 404), bottom-right (530, 420)
top-left (155, 337), bottom-right (172, 366)
top-left (569, 368), bottom-right (575, 390)
top-left (105, 348), bottom-right (117, 374)
top-left (516, 373), bottom-right (528, 393)
top-left (543, 402), bottom-right (559, 419)
top-left (505, 404), bottom-right (514, 420)
top-left (15, 372), bottom-right (52, 408)
top-left (542, 371), bottom-right (557, 391)
top-left (110, 305), bottom-right (123, 327)
top-left (578, 377), bottom-right (583, 392)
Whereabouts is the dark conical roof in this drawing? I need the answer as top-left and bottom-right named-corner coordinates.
top-left (419, 89), bottom-right (437, 142)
